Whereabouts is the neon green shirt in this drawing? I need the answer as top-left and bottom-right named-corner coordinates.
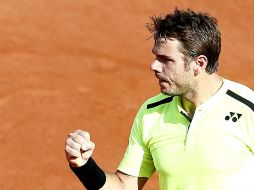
top-left (118, 79), bottom-right (254, 190)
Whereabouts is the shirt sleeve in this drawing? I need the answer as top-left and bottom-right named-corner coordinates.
top-left (117, 106), bottom-right (155, 178)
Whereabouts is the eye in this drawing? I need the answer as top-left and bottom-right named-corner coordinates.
top-left (156, 55), bottom-right (173, 63)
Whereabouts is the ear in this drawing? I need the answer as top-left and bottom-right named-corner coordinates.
top-left (193, 55), bottom-right (208, 76)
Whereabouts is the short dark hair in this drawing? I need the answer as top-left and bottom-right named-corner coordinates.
top-left (147, 8), bottom-right (221, 74)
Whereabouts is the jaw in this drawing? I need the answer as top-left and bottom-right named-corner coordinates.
top-left (161, 82), bottom-right (197, 100)
top-left (160, 84), bottom-right (182, 96)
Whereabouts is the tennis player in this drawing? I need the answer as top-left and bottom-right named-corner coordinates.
top-left (65, 8), bottom-right (254, 190)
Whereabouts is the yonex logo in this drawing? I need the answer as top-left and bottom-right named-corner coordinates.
top-left (225, 112), bottom-right (242, 122)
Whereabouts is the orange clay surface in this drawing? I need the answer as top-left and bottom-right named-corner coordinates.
top-left (0, 1), bottom-right (253, 190)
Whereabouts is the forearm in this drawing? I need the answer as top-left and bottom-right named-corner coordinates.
top-left (100, 172), bottom-right (125, 190)
top-left (70, 158), bottom-right (126, 190)
top-left (102, 171), bottom-right (143, 190)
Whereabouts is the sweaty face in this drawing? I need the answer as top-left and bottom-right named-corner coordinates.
top-left (150, 38), bottom-right (196, 97)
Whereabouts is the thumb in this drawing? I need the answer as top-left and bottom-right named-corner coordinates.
top-left (81, 141), bottom-right (95, 152)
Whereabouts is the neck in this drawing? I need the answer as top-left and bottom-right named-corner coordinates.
top-left (181, 74), bottom-right (223, 118)
top-left (181, 98), bottom-right (196, 119)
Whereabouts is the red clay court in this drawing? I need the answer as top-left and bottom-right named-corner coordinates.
top-left (0, 1), bottom-right (253, 190)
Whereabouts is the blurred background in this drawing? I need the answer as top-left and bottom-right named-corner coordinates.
top-left (0, 0), bottom-right (253, 189)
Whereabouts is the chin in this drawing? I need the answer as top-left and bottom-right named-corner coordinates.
top-left (161, 91), bottom-right (170, 96)
top-left (161, 88), bottom-right (172, 96)
top-left (161, 88), bottom-right (179, 96)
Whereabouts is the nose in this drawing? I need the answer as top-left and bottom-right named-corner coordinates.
top-left (150, 60), bottom-right (162, 72)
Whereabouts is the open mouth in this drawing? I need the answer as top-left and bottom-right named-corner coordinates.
top-left (159, 79), bottom-right (167, 83)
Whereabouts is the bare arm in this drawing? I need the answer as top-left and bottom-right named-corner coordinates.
top-left (101, 171), bottom-right (148, 190)
top-left (65, 130), bottom-right (148, 190)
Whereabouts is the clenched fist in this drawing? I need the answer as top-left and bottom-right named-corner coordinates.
top-left (65, 130), bottom-right (95, 167)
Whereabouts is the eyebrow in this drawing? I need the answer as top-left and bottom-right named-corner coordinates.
top-left (152, 49), bottom-right (175, 61)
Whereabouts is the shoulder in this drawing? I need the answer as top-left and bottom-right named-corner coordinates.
top-left (223, 79), bottom-right (254, 112)
top-left (134, 93), bottom-right (180, 125)
top-left (138, 93), bottom-right (177, 113)
top-left (145, 93), bottom-right (175, 109)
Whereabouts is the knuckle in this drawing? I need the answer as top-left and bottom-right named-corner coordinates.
top-left (70, 140), bottom-right (81, 150)
top-left (65, 145), bottom-right (71, 154)
top-left (70, 149), bottom-right (80, 157)
top-left (74, 142), bottom-right (82, 150)
top-left (75, 129), bottom-right (82, 134)
top-left (70, 134), bottom-right (80, 143)
top-left (80, 131), bottom-right (90, 139)
top-left (68, 132), bottom-right (74, 138)
top-left (68, 140), bottom-right (75, 149)
top-left (66, 138), bottom-right (72, 145)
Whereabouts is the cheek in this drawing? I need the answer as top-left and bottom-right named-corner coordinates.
top-left (163, 65), bottom-right (175, 76)
top-left (180, 71), bottom-right (194, 84)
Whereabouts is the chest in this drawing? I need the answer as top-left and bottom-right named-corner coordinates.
top-left (148, 109), bottom-right (253, 176)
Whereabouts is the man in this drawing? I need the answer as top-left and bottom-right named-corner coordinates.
top-left (65, 8), bottom-right (254, 190)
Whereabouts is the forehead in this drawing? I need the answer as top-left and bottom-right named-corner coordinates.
top-left (152, 38), bottom-right (182, 56)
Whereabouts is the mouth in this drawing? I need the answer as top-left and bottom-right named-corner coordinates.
top-left (159, 78), bottom-right (167, 83)
top-left (155, 73), bottom-right (165, 80)
top-left (159, 80), bottom-right (168, 87)
top-left (155, 74), bottom-right (168, 83)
